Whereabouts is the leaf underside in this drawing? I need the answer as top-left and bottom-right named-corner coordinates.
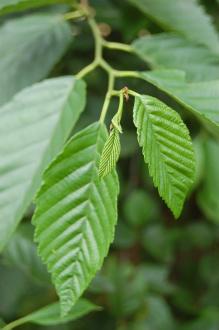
top-left (0, 0), bottom-right (72, 15)
top-left (33, 122), bottom-right (119, 316)
top-left (141, 69), bottom-right (219, 137)
top-left (0, 13), bottom-right (72, 105)
top-left (132, 33), bottom-right (219, 82)
top-left (99, 127), bottom-right (121, 178)
top-left (128, 0), bottom-right (219, 53)
top-left (133, 95), bottom-right (195, 218)
top-left (0, 77), bottom-right (86, 252)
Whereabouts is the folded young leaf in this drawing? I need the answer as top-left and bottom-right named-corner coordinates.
top-left (0, 13), bottom-right (72, 105)
top-left (0, 0), bottom-right (72, 15)
top-left (128, 0), bottom-right (219, 53)
top-left (99, 127), bottom-right (121, 178)
top-left (133, 95), bottom-right (195, 218)
top-left (33, 122), bottom-right (119, 316)
top-left (141, 70), bottom-right (219, 137)
top-left (0, 77), bottom-right (86, 252)
top-left (132, 33), bottom-right (219, 82)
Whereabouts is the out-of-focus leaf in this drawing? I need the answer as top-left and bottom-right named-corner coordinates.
top-left (142, 224), bottom-right (174, 262)
top-left (0, 0), bottom-right (73, 15)
top-left (142, 70), bottom-right (219, 137)
top-left (89, 274), bottom-right (114, 294)
top-left (198, 138), bottom-right (219, 222)
top-left (180, 223), bottom-right (214, 250)
top-left (123, 189), bottom-right (159, 226)
top-left (113, 221), bottom-right (137, 248)
top-left (0, 318), bottom-right (6, 327)
top-left (127, 0), bottom-right (219, 52)
top-left (0, 13), bottom-right (72, 105)
top-left (132, 33), bottom-right (219, 82)
top-left (127, 295), bottom-right (176, 330)
top-left (33, 123), bottom-right (119, 316)
top-left (3, 224), bottom-right (50, 284)
top-left (199, 254), bottom-right (219, 287)
top-left (133, 95), bottom-right (195, 218)
top-left (104, 258), bottom-right (146, 317)
top-left (144, 296), bottom-right (176, 330)
top-left (0, 77), bottom-right (86, 251)
top-left (0, 265), bottom-right (31, 317)
top-left (181, 309), bottom-right (219, 330)
top-left (120, 131), bottom-right (138, 157)
top-left (193, 135), bottom-right (205, 189)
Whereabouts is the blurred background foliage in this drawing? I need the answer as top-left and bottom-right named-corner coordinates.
top-left (1, 0), bottom-right (219, 329)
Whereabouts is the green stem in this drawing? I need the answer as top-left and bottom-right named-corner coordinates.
top-left (117, 93), bottom-right (124, 121)
top-left (3, 317), bottom-right (27, 330)
top-left (72, 7), bottom-right (143, 121)
top-left (99, 73), bottom-right (115, 123)
top-left (63, 10), bottom-right (84, 21)
top-left (102, 40), bottom-right (133, 53)
top-left (88, 17), bottom-right (102, 60)
top-left (76, 60), bottom-right (98, 79)
top-left (99, 59), bottom-right (114, 74)
top-left (127, 89), bottom-right (141, 97)
top-left (114, 70), bottom-right (141, 78)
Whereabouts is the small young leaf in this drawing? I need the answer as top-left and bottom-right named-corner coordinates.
top-left (133, 95), bottom-right (195, 218)
top-left (99, 127), bottom-right (121, 178)
top-left (33, 122), bottom-right (119, 316)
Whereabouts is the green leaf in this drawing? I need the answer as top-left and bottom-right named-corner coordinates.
top-left (0, 319), bottom-right (6, 327)
top-left (197, 138), bottom-right (219, 223)
top-left (132, 33), bottom-right (219, 82)
top-left (33, 122), bottom-right (119, 316)
top-left (123, 190), bottom-right (160, 227)
top-left (0, 13), bottom-right (72, 105)
top-left (0, 77), bottom-right (86, 252)
top-left (4, 299), bottom-right (99, 328)
top-left (141, 69), bottom-right (219, 136)
top-left (0, 0), bottom-right (73, 15)
top-left (133, 95), bottom-right (195, 218)
top-left (3, 224), bottom-right (50, 284)
top-left (99, 127), bottom-right (121, 178)
top-left (128, 0), bottom-right (219, 53)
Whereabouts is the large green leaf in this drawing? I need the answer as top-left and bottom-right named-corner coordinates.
top-left (3, 299), bottom-right (99, 329)
top-left (133, 95), bottom-right (195, 218)
top-left (0, 0), bottom-right (72, 15)
top-left (197, 138), bottom-right (219, 223)
top-left (0, 77), bottom-right (86, 252)
top-left (33, 122), bottom-right (119, 316)
top-left (0, 13), bottom-right (72, 105)
top-left (132, 33), bottom-right (219, 82)
top-left (128, 0), bottom-right (219, 52)
top-left (141, 70), bottom-right (219, 136)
